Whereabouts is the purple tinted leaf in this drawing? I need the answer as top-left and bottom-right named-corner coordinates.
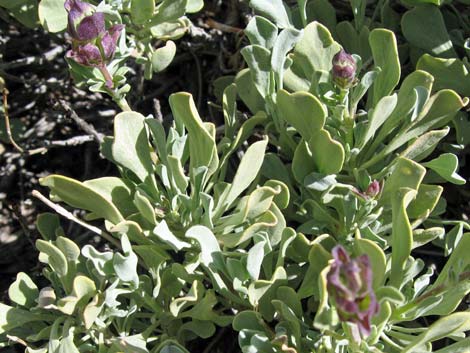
top-left (67, 43), bottom-right (103, 67)
top-left (101, 24), bottom-right (124, 60)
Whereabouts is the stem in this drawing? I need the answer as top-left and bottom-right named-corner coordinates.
top-left (379, 333), bottom-right (403, 351)
top-left (2, 86), bottom-right (24, 152)
top-left (297, 0), bottom-right (307, 27)
top-left (115, 96), bottom-right (132, 111)
top-left (32, 190), bottom-right (121, 249)
top-left (99, 65), bottom-right (114, 89)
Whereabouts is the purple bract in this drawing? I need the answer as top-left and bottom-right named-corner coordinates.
top-left (64, 0), bottom-right (124, 88)
top-left (326, 245), bottom-right (379, 337)
top-left (365, 180), bottom-right (381, 198)
top-left (332, 49), bottom-right (357, 89)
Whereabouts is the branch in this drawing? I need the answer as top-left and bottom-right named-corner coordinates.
top-left (32, 190), bottom-right (120, 249)
top-left (56, 99), bottom-right (104, 144)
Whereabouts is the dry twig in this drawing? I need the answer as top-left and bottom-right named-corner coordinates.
top-left (56, 99), bottom-right (104, 144)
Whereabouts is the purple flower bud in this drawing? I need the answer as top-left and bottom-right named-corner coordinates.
top-left (65, 0), bottom-right (95, 39)
top-left (332, 49), bottom-right (357, 89)
top-left (101, 24), bottom-right (124, 60)
top-left (65, 0), bottom-right (93, 23)
top-left (67, 43), bottom-right (103, 67)
top-left (327, 245), bottom-right (379, 337)
top-left (365, 180), bottom-right (381, 198)
top-left (64, 0), bottom-right (124, 89)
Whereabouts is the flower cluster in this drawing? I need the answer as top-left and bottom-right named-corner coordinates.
top-left (326, 245), bottom-right (379, 338)
top-left (332, 49), bottom-right (357, 89)
top-left (65, 0), bottom-right (123, 88)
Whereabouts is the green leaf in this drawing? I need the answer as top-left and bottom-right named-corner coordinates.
top-left (249, 0), bottom-right (292, 28)
top-left (83, 294), bottom-right (104, 329)
top-left (423, 153), bottom-right (466, 185)
top-left (306, 0), bottom-right (337, 31)
top-left (358, 94), bottom-right (397, 149)
top-left (271, 28), bottom-right (302, 88)
top-left (170, 280), bottom-right (200, 317)
top-left (367, 70), bottom-right (434, 156)
top-left (422, 233), bottom-right (470, 316)
top-left (292, 140), bottom-right (315, 184)
top-left (36, 240), bottom-right (68, 278)
top-left (151, 0), bottom-right (187, 26)
top-left (314, 266), bottom-right (336, 330)
top-left (113, 235), bottom-right (139, 287)
top-left (413, 227), bottom-right (444, 249)
top-left (71, 275), bottom-right (96, 299)
top-left (381, 157), bottom-right (426, 203)
top-left (265, 180), bottom-right (290, 209)
top-left (402, 5), bottom-right (456, 59)
top-left (186, 0), bottom-right (204, 13)
top-left (178, 320), bottom-right (216, 340)
top-left (308, 129), bottom-right (344, 174)
top-left (38, 0), bottom-right (66, 32)
top-left (186, 225), bottom-right (220, 266)
top-left (298, 243), bottom-right (331, 299)
top-left (134, 190), bottom-right (157, 225)
top-left (222, 84), bottom-right (237, 136)
top-left (84, 177), bottom-right (137, 217)
top-left (245, 16), bottom-right (278, 49)
top-left (403, 312), bottom-right (470, 353)
top-left (244, 186), bottom-right (279, 220)
top-left (0, 303), bottom-right (46, 333)
top-left (412, 89), bottom-right (468, 131)
top-left (376, 286), bottom-right (405, 304)
top-left (233, 311), bottom-right (265, 331)
top-left (40, 175), bottom-right (124, 224)
top-left (336, 22), bottom-right (371, 63)
top-left (169, 93), bottom-right (219, 180)
top-left (56, 236), bottom-right (80, 263)
top-left (417, 54), bottom-right (470, 96)
top-left (8, 272), bottom-right (38, 308)
top-left (221, 139), bottom-right (268, 211)
top-left (241, 45), bottom-right (272, 98)
top-left (150, 18), bottom-right (190, 40)
top-left (131, 0), bottom-right (155, 24)
top-left (354, 238), bottom-right (386, 288)
top-left (82, 245), bottom-right (114, 276)
top-left (157, 340), bottom-right (189, 353)
top-left (152, 41), bottom-right (177, 73)
top-left (112, 111), bottom-right (154, 184)
top-left (111, 335), bottom-right (150, 353)
top-left (247, 240), bottom-right (266, 280)
top-left (390, 188), bottom-right (416, 288)
top-left (154, 220), bottom-right (190, 251)
top-left (407, 184), bottom-right (443, 220)
top-left (235, 69), bottom-right (265, 114)
top-left (293, 22), bottom-right (341, 79)
top-left (250, 267), bottom-right (287, 313)
top-left (277, 90), bottom-right (327, 140)
top-left (36, 213), bottom-right (61, 241)
top-left (384, 90), bottom-right (467, 157)
top-left (368, 29), bottom-right (401, 105)
top-left (433, 337), bottom-right (470, 353)
top-left (400, 128), bottom-right (449, 162)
